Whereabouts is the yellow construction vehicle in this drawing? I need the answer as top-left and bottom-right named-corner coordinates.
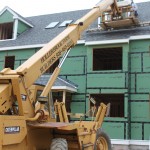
top-left (0, 0), bottom-right (137, 149)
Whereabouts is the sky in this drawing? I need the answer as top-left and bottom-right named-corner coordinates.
top-left (0, 0), bottom-right (149, 17)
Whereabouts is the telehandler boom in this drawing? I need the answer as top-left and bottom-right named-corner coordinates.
top-left (0, 0), bottom-right (132, 149)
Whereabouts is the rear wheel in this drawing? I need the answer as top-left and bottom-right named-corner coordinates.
top-left (50, 138), bottom-right (68, 150)
top-left (95, 129), bottom-right (111, 150)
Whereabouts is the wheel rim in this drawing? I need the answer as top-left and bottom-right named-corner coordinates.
top-left (96, 136), bottom-right (108, 150)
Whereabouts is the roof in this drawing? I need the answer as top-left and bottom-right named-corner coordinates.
top-left (35, 75), bottom-right (78, 93)
top-left (0, 2), bottom-right (150, 48)
top-left (0, 9), bottom-right (89, 48)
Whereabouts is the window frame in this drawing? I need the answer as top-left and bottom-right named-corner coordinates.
top-left (89, 93), bottom-right (125, 118)
top-left (45, 59), bottom-right (60, 74)
top-left (59, 20), bottom-right (73, 27)
top-left (0, 22), bottom-right (14, 40)
top-left (45, 21), bottom-right (59, 29)
top-left (92, 47), bottom-right (123, 71)
top-left (4, 55), bottom-right (15, 70)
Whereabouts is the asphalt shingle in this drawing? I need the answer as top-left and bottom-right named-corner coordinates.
top-left (35, 75), bottom-right (78, 92)
top-left (0, 2), bottom-right (150, 47)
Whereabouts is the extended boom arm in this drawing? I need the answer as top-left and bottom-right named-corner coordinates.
top-left (0, 0), bottom-right (117, 117)
top-left (16, 0), bottom-right (115, 88)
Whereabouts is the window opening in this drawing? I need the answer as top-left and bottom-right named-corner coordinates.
top-left (4, 56), bottom-right (15, 69)
top-left (0, 22), bottom-right (13, 40)
top-left (45, 59), bottom-right (59, 73)
top-left (36, 90), bottom-right (43, 101)
top-left (52, 92), bottom-right (71, 113)
top-left (93, 47), bottom-right (122, 71)
top-left (90, 94), bottom-right (124, 117)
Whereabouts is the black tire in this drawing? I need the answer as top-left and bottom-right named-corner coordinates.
top-left (94, 128), bottom-right (111, 150)
top-left (50, 138), bottom-right (68, 150)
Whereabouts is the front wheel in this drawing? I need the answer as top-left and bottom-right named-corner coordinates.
top-left (94, 129), bottom-right (111, 150)
top-left (50, 138), bottom-right (68, 150)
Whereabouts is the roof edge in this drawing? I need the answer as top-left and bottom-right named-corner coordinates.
top-left (1, 34), bottom-right (150, 51)
top-left (0, 44), bottom-right (45, 51)
top-left (129, 35), bottom-right (150, 40)
top-left (52, 86), bottom-right (77, 93)
top-left (85, 39), bottom-right (129, 45)
top-left (0, 40), bottom-right (85, 51)
top-left (85, 35), bottom-right (150, 46)
top-left (58, 77), bottom-right (78, 89)
top-left (77, 40), bottom-right (85, 44)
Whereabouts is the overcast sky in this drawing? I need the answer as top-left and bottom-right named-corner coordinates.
top-left (0, 0), bottom-right (149, 17)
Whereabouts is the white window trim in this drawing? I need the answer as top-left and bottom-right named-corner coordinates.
top-left (13, 18), bottom-right (18, 39)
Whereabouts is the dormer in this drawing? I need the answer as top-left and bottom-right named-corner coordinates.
top-left (0, 6), bottom-right (33, 41)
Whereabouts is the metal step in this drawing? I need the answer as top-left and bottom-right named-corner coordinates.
top-left (78, 131), bottom-right (91, 136)
top-left (83, 142), bottom-right (94, 148)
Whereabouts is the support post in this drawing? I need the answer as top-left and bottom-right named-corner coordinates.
top-left (63, 90), bottom-right (66, 103)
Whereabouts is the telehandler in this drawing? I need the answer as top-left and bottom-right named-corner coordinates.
top-left (0, 0), bottom-right (135, 149)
